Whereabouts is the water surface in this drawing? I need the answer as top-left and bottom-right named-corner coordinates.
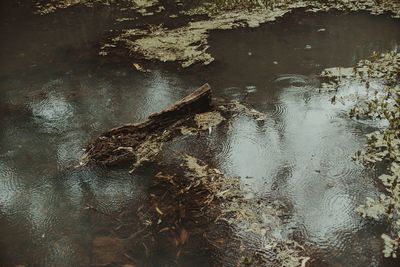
top-left (1, 4), bottom-right (400, 267)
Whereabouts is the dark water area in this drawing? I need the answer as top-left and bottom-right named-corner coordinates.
top-left (1, 2), bottom-right (400, 266)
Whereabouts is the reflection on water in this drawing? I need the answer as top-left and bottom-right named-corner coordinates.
top-left (1, 4), bottom-right (400, 267)
top-left (215, 85), bottom-right (379, 265)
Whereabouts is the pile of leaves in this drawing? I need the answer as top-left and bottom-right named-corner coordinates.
top-left (139, 154), bottom-right (309, 266)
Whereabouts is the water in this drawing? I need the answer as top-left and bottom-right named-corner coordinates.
top-left (1, 2), bottom-right (400, 266)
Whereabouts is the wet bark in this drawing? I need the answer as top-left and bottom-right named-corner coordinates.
top-left (82, 83), bottom-right (212, 166)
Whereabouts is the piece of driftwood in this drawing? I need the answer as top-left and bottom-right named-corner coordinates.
top-left (81, 84), bottom-right (212, 166)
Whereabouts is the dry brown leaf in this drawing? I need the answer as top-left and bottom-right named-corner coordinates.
top-left (155, 206), bottom-right (164, 215)
top-left (132, 63), bottom-right (150, 72)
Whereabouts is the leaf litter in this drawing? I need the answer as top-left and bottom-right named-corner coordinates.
top-left (81, 86), bottom-right (309, 266)
top-left (320, 49), bottom-right (400, 258)
top-left (36, 0), bottom-right (400, 68)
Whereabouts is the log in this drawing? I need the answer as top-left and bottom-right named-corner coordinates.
top-left (82, 84), bottom-right (212, 166)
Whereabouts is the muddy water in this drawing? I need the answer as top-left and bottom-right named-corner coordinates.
top-left (0, 2), bottom-right (400, 266)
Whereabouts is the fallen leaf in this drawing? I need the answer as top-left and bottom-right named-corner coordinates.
top-left (133, 63), bottom-right (150, 73)
top-left (155, 206), bottom-right (164, 215)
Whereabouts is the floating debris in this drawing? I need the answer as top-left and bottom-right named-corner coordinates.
top-left (82, 83), bottom-right (306, 265)
top-left (194, 111), bottom-right (225, 131)
top-left (132, 63), bottom-right (150, 72)
top-left (104, 0), bottom-right (400, 67)
top-left (108, 6), bottom-right (298, 67)
top-left (81, 84), bottom-right (266, 171)
top-left (35, 0), bottom-right (159, 14)
top-left (81, 84), bottom-right (213, 167)
top-left (179, 126), bottom-right (197, 135)
top-left (320, 50), bottom-right (399, 95)
top-left (36, 0), bottom-right (400, 67)
top-left (142, 155), bottom-right (308, 266)
top-left (219, 100), bottom-right (267, 121)
top-left (129, 129), bottom-right (172, 171)
top-left (323, 50), bottom-right (400, 258)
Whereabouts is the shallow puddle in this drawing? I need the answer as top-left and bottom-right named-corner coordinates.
top-left (1, 3), bottom-right (400, 267)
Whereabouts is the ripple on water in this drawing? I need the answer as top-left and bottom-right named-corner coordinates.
top-left (271, 101), bottom-right (287, 118)
top-left (268, 161), bottom-right (296, 193)
top-left (303, 189), bottom-right (359, 250)
top-left (41, 236), bottom-right (90, 267)
top-left (56, 132), bottom-right (86, 166)
top-left (264, 102), bottom-right (287, 133)
top-left (1, 164), bottom-right (20, 199)
top-left (30, 91), bottom-right (74, 134)
top-left (214, 116), bottom-right (279, 181)
top-left (266, 75), bottom-right (322, 135)
top-left (82, 167), bottom-right (147, 215)
top-left (274, 74), bottom-right (318, 90)
top-left (308, 136), bottom-right (363, 182)
top-left (27, 184), bottom-right (63, 238)
top-left (0, 162), bottom-right (35, 221)
top-left (218, 86), bottom-right (247, 101)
